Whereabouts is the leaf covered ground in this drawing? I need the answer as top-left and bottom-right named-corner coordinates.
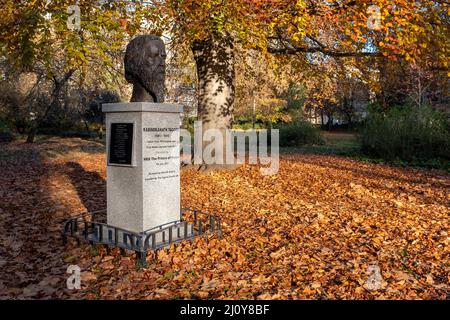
top-left (0, 138), bottom-right (448, 299)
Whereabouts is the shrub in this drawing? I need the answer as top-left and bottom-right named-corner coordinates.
top-left (232, 122), bottom-right (264, 130)
top-left (360, 105), bottom-right (450, 161)
top-left (0, 119), bottom-right (14, 142)
top-left (275, 121), bottom-right (324, 147)
top-left (0, 132), bottom-right (14, 143)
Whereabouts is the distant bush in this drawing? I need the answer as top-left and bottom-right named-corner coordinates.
top-left (0, 132), bottom-right (14, 143)
top-left (0, 119), bottom-right (14, 142)
top-left (232, 123), bottom-right (265, 130)
top-left (360, 105), bottom-right (450, 161)
top-left (275, 121), bottom-right (324, 147)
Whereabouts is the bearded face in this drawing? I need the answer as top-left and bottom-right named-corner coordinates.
top-left (124, 35), bottom-right (166, 103)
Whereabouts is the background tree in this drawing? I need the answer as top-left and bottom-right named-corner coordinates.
top-left (0, 0), bottom-right (160, 142)
top-left (1, 0), bottom-right (448, 143)
top-left (159, 1), bottom-right (448, 131)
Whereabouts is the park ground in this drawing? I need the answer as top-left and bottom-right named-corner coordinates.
top-left (0, 135), bottom-right (448, 299)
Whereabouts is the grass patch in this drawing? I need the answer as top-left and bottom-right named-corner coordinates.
top-left (281, 132), bottom-right (359, 156)
top-left (281, 131), bottom-right (450, 171)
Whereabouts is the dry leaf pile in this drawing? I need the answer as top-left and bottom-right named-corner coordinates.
top-left (0, 138), bottom-right (448, 299)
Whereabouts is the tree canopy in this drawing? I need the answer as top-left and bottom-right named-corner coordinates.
top-left (2, 1), bottom-right (448, 76)
top-left (0, 0), bottom-right (448, 142)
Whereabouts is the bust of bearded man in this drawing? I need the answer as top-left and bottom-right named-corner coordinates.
top-left (124, 35), bottom-right (166, 103)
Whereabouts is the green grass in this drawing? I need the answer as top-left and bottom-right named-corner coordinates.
top-left (232, 123), bottom-right (266, 130)
top-left (281, 132), bottom-right (360, 156)
top-left (0, 135), bottom-right (105, 162)
top-left (2, 132), bottom-right (448, 171)
top-left (281, 131), bottom-right (450, 171)
top-left (351, 155), bottom-right (450, 171)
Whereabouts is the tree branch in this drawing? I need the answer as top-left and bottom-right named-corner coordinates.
top-left (268, 44), bottom-right (381, 58)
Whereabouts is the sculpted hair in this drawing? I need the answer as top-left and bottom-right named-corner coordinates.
top-left (124, 35), bottom-right (163, 84)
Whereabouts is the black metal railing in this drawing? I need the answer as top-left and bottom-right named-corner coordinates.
top-left (62, 208), bottom-right (222, 264)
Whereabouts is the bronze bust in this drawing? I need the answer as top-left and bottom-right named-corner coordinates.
top-left (124, 35), bottom-right (166, 103)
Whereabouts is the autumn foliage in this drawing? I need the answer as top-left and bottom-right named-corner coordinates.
top-left (0, 0), bottom-right (449, 301)
top-left (0, 138), bottom-right (448, 299)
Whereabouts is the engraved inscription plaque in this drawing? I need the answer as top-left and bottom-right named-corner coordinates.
top-left (108, 123), bottom-right (134, 166)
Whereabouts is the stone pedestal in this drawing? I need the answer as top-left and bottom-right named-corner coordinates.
top-left (102, 102), bottom-right (183, 234)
